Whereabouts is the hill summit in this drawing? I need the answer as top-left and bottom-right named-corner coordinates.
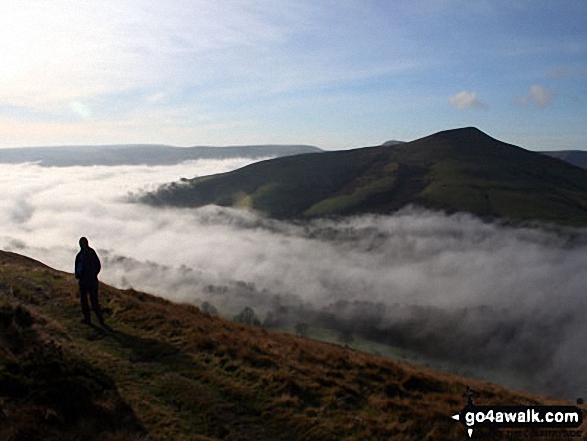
top-left (142, 127), bottom-right (587, 225)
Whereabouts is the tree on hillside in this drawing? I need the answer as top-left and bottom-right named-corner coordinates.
top-left (200, 301), bottom-right (218, 316)
top-left (337, 328), bottom-right (354, 347)
top-left (234, 306), bottom-right (260, 326)
top-left (295, 322), bottom-right (309, 337)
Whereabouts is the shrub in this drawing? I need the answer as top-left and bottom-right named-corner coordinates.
top-left (234, 307), bottom-right (260, 326)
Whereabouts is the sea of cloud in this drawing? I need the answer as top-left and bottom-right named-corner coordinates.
top-left (0, 159), bottom-right (585, 399)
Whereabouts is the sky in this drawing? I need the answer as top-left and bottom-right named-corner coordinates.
top-left (0, 0), bottom-right (586, 150)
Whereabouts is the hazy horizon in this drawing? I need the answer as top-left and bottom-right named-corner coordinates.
top-left (0, 129), bottom-right (585, 152)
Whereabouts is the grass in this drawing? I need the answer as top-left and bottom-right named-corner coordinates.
top-left (304, 174), bottom-right (397, 216)
top-left (274, 325), bottom-right (540, 394)
top-left (276, 325), bottom-right (410, 359)
top-left (0, 250), bottom-right (583, 440)
top-left (142, 127), bottom-right (587, 225)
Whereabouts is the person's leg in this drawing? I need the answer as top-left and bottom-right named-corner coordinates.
top-left (89, 281), bottom-right (104, 325)
top-left (79, 283), bottom-right (91, 324)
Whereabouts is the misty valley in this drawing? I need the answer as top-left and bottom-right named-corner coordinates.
top-left (1, 145), bottom-right (585, 402)
top-left (3, 2), bottom-right (587, 438)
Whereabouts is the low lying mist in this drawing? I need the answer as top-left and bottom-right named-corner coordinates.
top-left (0, 160), bottom-right (585, 399)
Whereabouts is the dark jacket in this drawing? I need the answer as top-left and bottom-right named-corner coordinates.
top-left (75, 247), bottom-right (101, 283)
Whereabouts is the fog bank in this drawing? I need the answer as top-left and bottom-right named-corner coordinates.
top-left (0, 161), bottom-right (585, 399)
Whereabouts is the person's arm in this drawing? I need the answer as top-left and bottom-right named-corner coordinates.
top-left (75, 254), bottom-right (82, 279)
top-left (94, 250), bottom-right (101, 276)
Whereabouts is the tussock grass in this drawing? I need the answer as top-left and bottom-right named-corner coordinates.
top-left (0, 250), bottom-right (583, 440)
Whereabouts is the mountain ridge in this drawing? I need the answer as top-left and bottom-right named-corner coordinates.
top-left (541, 150), bottom-right (587, 170)
top-left (142, 127), bottom-right (587, 225)
top-left (0, 144), bottom-right (322, 167)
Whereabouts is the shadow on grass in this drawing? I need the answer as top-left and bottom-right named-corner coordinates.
top-left (85, 322), bottom-right (196, 368)
top-left (0, 306), bottom-right (147, 441)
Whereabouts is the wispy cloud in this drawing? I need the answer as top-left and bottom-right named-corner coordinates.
top-left (70, 101), bottom-right (92, 119)
top-left (0, 0), bottom-right (310, 109)
top-left (0, 1), bottom-right (585, 149)
top-left (144, 92), bottom-right (167, 104)
top-left (449, 90), bottom-right (488, 110)
top-left (514, 85), bottom-right (554, 108)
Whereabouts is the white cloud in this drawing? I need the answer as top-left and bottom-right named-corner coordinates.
top-left (449, 90), bottom-right (488, 110)
top-left (0, 0), bottom-right (311, 110)
top-left (515, 85), bottom-right (554, 109)
top-left (70, 101), bottom-right (92, 119)
top-left (144, 92), bottom-right (167, 104)
top-left (0, 1), bottom-right (582, 150)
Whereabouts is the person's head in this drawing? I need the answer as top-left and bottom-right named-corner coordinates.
top-left (79, 237), bottom-right (89, 249)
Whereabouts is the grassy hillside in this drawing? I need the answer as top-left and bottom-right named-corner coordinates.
top-left (142, 128), bottom-right (587, 225)
top-left (541, 150), bottom-right (587, 170)
top-left (0, 250), bottom-right (581, 440)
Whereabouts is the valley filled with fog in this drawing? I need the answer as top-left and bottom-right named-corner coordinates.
top-left (1, 158), bottom-right (585, 400)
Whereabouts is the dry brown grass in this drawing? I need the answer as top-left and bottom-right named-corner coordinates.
top-left (0, 250), bottom-right (584, 440)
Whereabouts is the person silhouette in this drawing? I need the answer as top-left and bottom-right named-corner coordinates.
top-left (75, 237), bottom-right (104, 325)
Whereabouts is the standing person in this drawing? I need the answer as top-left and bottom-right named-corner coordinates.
top-left (75, 237), bottom-right (104, 325)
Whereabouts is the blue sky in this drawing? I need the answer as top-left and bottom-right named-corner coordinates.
top-left (0, 0), bottom-right (586, 150)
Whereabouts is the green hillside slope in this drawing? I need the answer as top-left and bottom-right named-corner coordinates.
top-left (142, 128), bottom-right (587, 225)
top-left (541, 150), bottom-right (587, 171)
top-left (0, 251), bottom-right (580, 440)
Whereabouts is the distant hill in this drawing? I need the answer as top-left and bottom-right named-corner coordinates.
top-left (142, 127), bottom-right (587, 225)
top-left (0, 250), bottom-right (576, 440)
top-left (0, 144), bottom-right (321, 167)
top-left (381, 140), bottom-right (405, 147)
top-left (541, 150), bottom-right (587, 170)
